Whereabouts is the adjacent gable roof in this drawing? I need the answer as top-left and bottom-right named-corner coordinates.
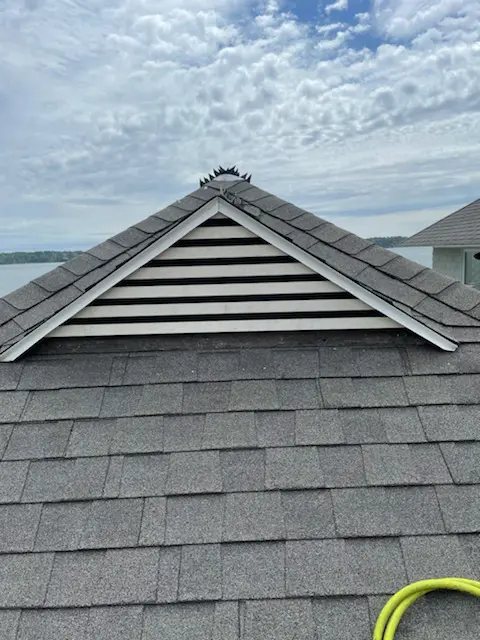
top-left (2, 178), bottom-right (480, 360)
top-left (404, 198), bottom-right (480, 247)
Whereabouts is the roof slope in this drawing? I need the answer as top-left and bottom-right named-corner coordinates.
top-left (2, 179), bottom-right (480, 358)
top-left (0, 331), bottom-right (478, 639)
top-left (404, 198), bottom-right (480, 247)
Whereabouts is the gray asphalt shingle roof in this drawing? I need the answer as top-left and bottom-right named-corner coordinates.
top-left (0, 178), bottom-right (479, 638)
top-left (2, 178), bottom-right (480, 357)
top-left (404, 198), bottom-right (480, 247)
top-left (0, 329), bottom-right (478, 638)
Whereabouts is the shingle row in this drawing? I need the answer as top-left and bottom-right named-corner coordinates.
top-left (4, 342), bottom-right (480, 392)
top-left (3, 373), bottom-right (480, 423)
top-left (0, 534), bottom-right (478, 608)
top-left (2, 404), bottom-right (478, 463)
top-left (1, 485), bottom-right (479, 554)
top-left (2, 441), bottom-right (475, 505)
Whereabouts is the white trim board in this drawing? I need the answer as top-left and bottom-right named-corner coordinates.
top-left (1, 196), bottom-right (457, 360)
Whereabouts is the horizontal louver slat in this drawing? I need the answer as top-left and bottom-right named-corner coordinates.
top-left (156, 244), bottom-right (283, 260)
top-left (126, 263), bottom-right (313, 280)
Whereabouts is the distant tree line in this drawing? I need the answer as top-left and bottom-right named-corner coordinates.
top-left (0, 251), bottom-right (82, 265)
top-left (368, 236), bottom-right (408, 248)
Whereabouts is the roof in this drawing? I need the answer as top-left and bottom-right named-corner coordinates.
top-left (0, 176), bottom-right (479, 637)
top-left (404, 198), bottom-right (480, 247)
top-left (2, 178), bottom-right (480, 360)
top-left (0, 330), bottom-right (479, 639)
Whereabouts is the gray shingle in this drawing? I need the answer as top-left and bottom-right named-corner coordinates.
top-left (18, 355), bottom-right (113, 390)
top-left (312, 597), bottom-right (371, 640)
top-left (93, 547), bottom-right (159, 605)
top-left (243, 599), bottom-right (316, 640)
top-left (143, 603), bottom-right (214, 640)
top-left (295, 409), bottom-right (345, 445)
top-left (0, 319), bottom-right (23, 347)
top-left (0, 298), bottom-right (18, 324)
top-left (310, 222), bottom-right (350, 244)
top-left (332, 234), bottom-right (374, 256)
top-left (255, 410), bottom-right (295, 447)
top-left (203, 411), bottom-right (257, 449)
top-left (103, 455), bottom-right (124, 498)
top-left (87, 239), bottom-right (126, 261)
top-left (23, 457), bottom-right (109, 502)
top-left (224, 492), bottom-right (285, 542)
top-left (4, 420), bottom-right (72, 460)
top-left (437, 282), bottom-right (480, 311)
top-left (404, 373), bottom-right (480, 405)
top-left (268, 203), bottom-right (306, 220)
top-left (120, 453), bottom-right (169, 498)
top-left (318, 446), bottom-right (366, 488)
top-left (66, 418), bottom-right (114, 457)
top-left (0, 503), bottom-right (42, 551)
top-left (22, 387), bottom-right (104, 421)
top-left (222, 542), bottom-right (285, 599)
top-left (0, 362), bottom-right (23, 390)
top-left (111, 416), bottom-right (164, 454)
top-left (406, 343), bottom-right (480, 375)
top-left (0, 390), bottom-right (28, 422)
top-left (308, 242), bottom-right (368, 279)
top-left (220, 449), bottom-right (265, 492)
top-left (134, 213), bottom-right (171, 234)
top-left (3, 281), bottom-right (48, 311)
top-left (238, 349), bottom-right (276, 379)
top-left (139, 497), bottom-right (166, 546)
top-left (124, 352), bottom-right (197, 384)
top-left (436, 485), bottom-right (480, 533)
top-left (32, 266), bottom-right (79, 295)
top-left (418, 405), bottom-right (480, 441)
top-left (369, 407), bottom-right (426, 443)
top-left (46, 551), bottom-right (103, 606)
top-left (319, 347), bottom-right (405, 377)
top-left (230, 380), bottom-right (279, 410)
top-left (212, 602), bottom-right (239, 640)
top-left (17, 609), bottom-right (89, 640)
top-left (164, 414), bottom-right (204, 452)
top-left (273, 349), bottom-right (319, 378)
top-left (276, 379), bottom-right (320, 409)
top-left (101, 383), bottom-right (183, 418)
top-left (362, 443), bottom-right (452, 486)
top-left (35, 501), bottom-right (90, 551)
top-left (332, 486), bottom-right (445, 537)
top-left (379, 256), bottom-right (426, 281)
top-left (167, 495), bottom-right (222, 545)
top-left (439, 442), bottom-right (480, 483)
top-left (156, 547), bottom-right (181, 603)
top-left (166, 451), bottom-right (222, 495)
top-left (414, 297), bottom-right (480, 327)
top-left (63, 253), bottom-right (103, 276)
top-left (356, 267), bottom-right (427, 307)
top-left (282, 490), bottom-right (335, 539)
top-left (0, 423), bottom-right (12, 457)
top-left (109, 354), bottom-right (128, 385)
top-left (0, 461), bottom-right (29, 502)
top-left (0, 610), bottom-right (20, 640)
top-left (321, 377), bottom-right (409, 409)
top-left (179, 544), bottom-right (222, 601)
top-left (0, 552), bottom-right (54, 606)
top-left (183, 382), bottom-right (230, 413)
top-left (110, 227), bottom-right (149, 248)
top-left (286, 538), bottom-right (406, 596)
top-left (81, 498), bottom-right (143, 549)
top-left (198, 351), bottom-right (239, 381)
top-left (266, 447), bottom-right (323, 490)
top-left (86, 606), bottom-right (143, 640)
top-left (401, 535), bottom-right (478, 581)
top-left (9, 285), bottom-right (81, 332)
top-left (337, 409), bottom-right (388, 444)
top-left (356, 243), bottom-right (398, 267)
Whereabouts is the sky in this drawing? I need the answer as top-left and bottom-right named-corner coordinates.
top-left (0, 0), bottom-right (479, 251)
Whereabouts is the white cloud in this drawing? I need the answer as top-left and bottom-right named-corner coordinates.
top-left (325, 0), bottom-right (349, 15)
top-left (0, 0), bottom-right (479, 249)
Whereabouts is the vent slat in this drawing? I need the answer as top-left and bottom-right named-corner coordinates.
top-left (126, 263), bottom-right (313, 280)
top-left (156, 244), bottom-right (282, 260)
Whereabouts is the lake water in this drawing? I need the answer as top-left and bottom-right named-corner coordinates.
top-left (0, 247), bottom-right (433, 298)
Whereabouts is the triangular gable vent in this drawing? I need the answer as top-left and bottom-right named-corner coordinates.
top-left (50, 213), bottom-right (400, 338)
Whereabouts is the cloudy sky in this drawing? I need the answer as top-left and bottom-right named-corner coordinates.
top-left (1, 0), bottom-right (479, 251)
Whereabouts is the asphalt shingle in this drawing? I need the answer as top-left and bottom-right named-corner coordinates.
top-left (143, 603), bottom-right (214, 640)
top-left (0, 390), bottom-right (29, 422)
top-left (93, 548), bottom-right (159, 605)
top-left (86, 606), bottom-right (143, 640)
top-left (124, 352), bottom-right (197, 384)
top-left (222, 542), bottom-right (285, 600)
top-left (312, 597), bottom-right (371, 640)
top-left (230, 380), bottom-right (279, 410)
top-left (266, 447), bottom-right (324, 490)
top-left (439, 442), bottom-right (480, 483)
top-left (156, 547), bottom-right (181, 603)
top-left (166, 495), bottom-right (224, 545)
top-left (120, 454), bottom-right (169, 498)
top-left (318, 446), bottom-right (367, 488)
top-left (45, 551), bottom-right (100, 606)
top-left (81, 498), bottom-right (143, 549)
top-left (139, 497), bottom-right (166, 546)
top-left (18, 356), bottom-right (113, 390)
top-left (17, 609), bottom-right (88, 640)
top-left (276, 379), bottom-right (320, 409)
top-left (178, 544), bottom-right (222, 601)
top-left (282, 490), bottom-right (335, 539)
top-left (295, 409), bottom-right (345, 445)
top-left (0, 552), bottom-right (54, 607)
top-left (183, 382), bottom-right (230, 413)
top-left (321, 377), bottom-right (409, 409)
top-left (401, 535), bottom-right (479, 581)
top-left (255, 411), bottom-right (295, 447)
top-left (163, 414), bottom-right (204, 452)
top-left (223, 492), bottom-right (285, 542)
top-left (0, 461), bottom-right (29, 502)
top-left (0, 503), bottom-right (42, 552)
top-left (4, 420), bottom-right (72, 460)
top-left (22, 388), bottom-right (104, 421)
top-left (418, 405), bottom-right (480, 441)
top-left (436, 485), bottom-right (480, 533)
top-left (35, 501), bottom-right (90, 551)
top-left (166, 450), bottom-right (222, 495)
top-left (243, 599), bottom-right (316, 640)
top-left (0, 611), bottom-right (20, 640)
top-left (202, 411), bottom-right (257, 449)
top-left (221, 449), bottom-right (265, 492)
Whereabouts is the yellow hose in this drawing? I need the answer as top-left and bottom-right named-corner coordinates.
top-left (373, 578), bottom-right (480, 640)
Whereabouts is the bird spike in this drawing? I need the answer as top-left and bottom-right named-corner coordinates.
top-left (214, 169), bottom-right (220, 177)
top-left (247, 174), bottom-right (252, 182)
top-left (218, 165), bottom-right (226, 173)
top-left (209, 173), bottom-right (215, 181)
top-left (241, 173), bottom-right (247, 179)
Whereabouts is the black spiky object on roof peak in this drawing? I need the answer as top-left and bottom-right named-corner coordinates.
top-left (199, 166), bottom-right (251, 187)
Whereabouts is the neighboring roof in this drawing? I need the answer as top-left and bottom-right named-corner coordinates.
top-left (0, 331), bottom-right (478, 639)
top-left (404, 198), bottom-right (480, 247)
top-left (2, 179), bottom-right (480, 360)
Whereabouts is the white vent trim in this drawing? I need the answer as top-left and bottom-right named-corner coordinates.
top-left (0, 197), bottom-right (457, 360)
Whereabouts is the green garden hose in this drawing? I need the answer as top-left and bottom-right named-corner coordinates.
top-left (373, 578), bottom-right (480, 640)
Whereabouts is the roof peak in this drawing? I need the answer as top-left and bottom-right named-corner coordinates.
top-left (199, 166), bottom-right (251, 187)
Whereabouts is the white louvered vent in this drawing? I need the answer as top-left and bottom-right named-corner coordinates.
top-left (51, 216), bottom-right (399, 337)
